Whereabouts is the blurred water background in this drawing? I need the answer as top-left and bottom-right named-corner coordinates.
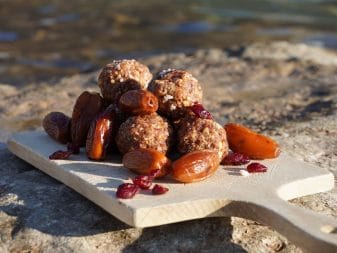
top-left (1, 0), bottom-right (337, 86)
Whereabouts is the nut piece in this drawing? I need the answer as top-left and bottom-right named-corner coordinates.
top-left (148, 69), bottom-right (203, 119)
top-left (71, 91), bottom-right (104, 146)
top-left (43, 111), bottom-right (71, 144)
top-left (224, 123), bottom-right (280, 159)
top-left (86, 105), bottom-right (115, 160)
top-left (98, 59), bottom-right (153, 104)
top-left (122, 148), bottom-right (171, 178)
top-left (116, 113), bottom-right (173, 154)
top-left (172, 150), bottom-right (220, 183)
top-left (118, 90), bottom-right (158, 115)
top-left (177, 114), bottom-right (229, 160)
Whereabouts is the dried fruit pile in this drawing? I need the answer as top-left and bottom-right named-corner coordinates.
top-left (43, 59), bottom-right (280, 199)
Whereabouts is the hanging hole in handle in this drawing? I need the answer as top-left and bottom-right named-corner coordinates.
top-left (320, 225), bottom-right (337, 234)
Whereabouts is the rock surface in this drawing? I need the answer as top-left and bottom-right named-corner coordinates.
top-left (0, 42), bottom-right (336, 252)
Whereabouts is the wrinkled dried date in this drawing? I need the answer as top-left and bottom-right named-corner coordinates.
top-left (221, 152), bottom-right (250, 165)
top-left (43, 112), bottom-right (71, 144)
top-left (172, 150), bottom-right (219, 183)
top-left (116, 183), bottom-right (139, 199)
top-left (224, 123), bottom-right (280, 159)
top-left (67, 143), bottom-right (80, 154)
top-left (247, 162), bottom-right (268, 173)
top-left (49, 150), bottom-right (73, 160)
top-left (191, 103), bottom-right (213, 120)
top-left (123, 149), bottom-right (171, 178)
top-left (86, 105), bottom-right (115, 160)
top-left (71, 91), bottom-right (104, 146)
top-left (152, 184), bottom-right (169, 195)
top-left (119, 90), bottom-right (158, 115)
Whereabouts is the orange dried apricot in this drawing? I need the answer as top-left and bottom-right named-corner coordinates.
top-left (224, 123), bottom-right (280, 159)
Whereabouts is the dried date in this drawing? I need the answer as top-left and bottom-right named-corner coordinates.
top-left (71, 91), bottom-right (104, 146)
top-left (43, 112), bottom-right (71, 144)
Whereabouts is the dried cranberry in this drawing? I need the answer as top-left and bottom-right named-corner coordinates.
top-left (247, 162), bottom-right (267, 173)
top-left (67, 143), bottom-right (80, 154)
top-left (49, 150), bottom-right (72, 160)
top-left (191, 103), bottom-right (213, 120)
top-left (152, 184), bottom-right (169, 195)
top-left (116, 183), bottom-right (139, 199)
top-left (132, 175), bottom-right (153, 190)
top-left (221, 152), bottom-right (250, 165)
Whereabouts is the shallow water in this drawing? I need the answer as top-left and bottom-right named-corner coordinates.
top-left (0, 0), bottom-right (337, 86)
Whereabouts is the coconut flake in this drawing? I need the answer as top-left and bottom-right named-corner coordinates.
top-left (163, 94), bottom-right (174, 103)
top-left (239, 170), bottom-right (250, 177)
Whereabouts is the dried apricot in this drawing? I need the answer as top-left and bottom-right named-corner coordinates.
top-left (224, 123), bottom-right (280, 159)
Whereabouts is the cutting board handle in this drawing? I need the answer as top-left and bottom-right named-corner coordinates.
top-left (226, 197), bottom-right (337, 252)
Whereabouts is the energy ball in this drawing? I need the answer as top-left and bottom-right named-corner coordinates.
top-left (116, 113), bottom-right (173, 154)
top-left (177, 115), bottom-right (229, 161)
top-left (98, 59), bottom-right (153, 104)
top-left (148, 69), bottom-right (203, 119)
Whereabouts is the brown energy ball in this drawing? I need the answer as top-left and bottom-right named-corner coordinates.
top-left (98, 59), bottom-right (153, 104)
top-left (116, 113), bottom-right (173, 154)
top-left (148, 69), bottom-right (203, 119)
top-left (177, 115), bottom-right (229, 161)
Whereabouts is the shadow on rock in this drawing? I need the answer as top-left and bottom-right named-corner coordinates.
top-left (0, 148), bottom-right (129, 237)
top-left (122, 217), bottom-right (246, 253)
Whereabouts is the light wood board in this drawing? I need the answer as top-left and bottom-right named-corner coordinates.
top-left (7, 131), bottom-right (337, 252)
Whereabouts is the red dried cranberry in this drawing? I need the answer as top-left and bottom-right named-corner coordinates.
top-left (116, 183), bottom-right (139, 199)
top-left (152, 184), bottom-right (169, 195)
top-left (67, 143), bottom-right (80, 154)
top-left (221, 152), bottom-right (250, 165)
top-left (247, 162), bottom-right (267, 173)
top-left (49, 150), bottom-right (72, 160)
top-left (191, 103), bottom-right (213, 120)
top-left (132, 175), bottom-right (153, 190)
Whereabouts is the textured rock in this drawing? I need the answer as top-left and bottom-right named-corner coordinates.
top-left (0, 41), bottom-right (336, 252)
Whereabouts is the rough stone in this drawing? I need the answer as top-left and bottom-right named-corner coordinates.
top-left (0, 41), bottom-right (337, 252)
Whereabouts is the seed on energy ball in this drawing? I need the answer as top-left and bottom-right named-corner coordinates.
top-left (177, 114), bottom-right (229, 161)
top-left (148, 69), bottom-right (203, 119)
top-left (152, 184), bottom-right (169, 195)
top-left (172, 150), bottom-right (220, 183)
top-left (43, 112), bottom-right (71, 144)
top-left (247, 162), bottom-right (268, 173)
top-left (116, 183), bottom-right (139, 199)
top-left (71, 91), bottom-right (104, 147)
top-left (123, 149), bottom-right (171, 178)
top-left (116, 113), bottom-right (173, 155)
top-left (118, 89), bottom-right (158, 115)
top-left (225, 123), bottom-right (280, 159)
top-left (86, 105), bottom-right (115, 161)
top-left (221, 152), bottom-right (250, 166)
top-left (98, 59), bottom-right (153, 104)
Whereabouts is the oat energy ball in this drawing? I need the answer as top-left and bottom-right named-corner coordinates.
top-left (148, 69), bottom-right (203, 119)
top-left (177, 116), bottom-right (229, 160)
top-left (98, 59), bottom-right (153, 104)
top-left (116, 113), bottom-right (173, 154)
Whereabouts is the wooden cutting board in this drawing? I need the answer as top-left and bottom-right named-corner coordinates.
top-left (7, 131), bottom-right (337, 252)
